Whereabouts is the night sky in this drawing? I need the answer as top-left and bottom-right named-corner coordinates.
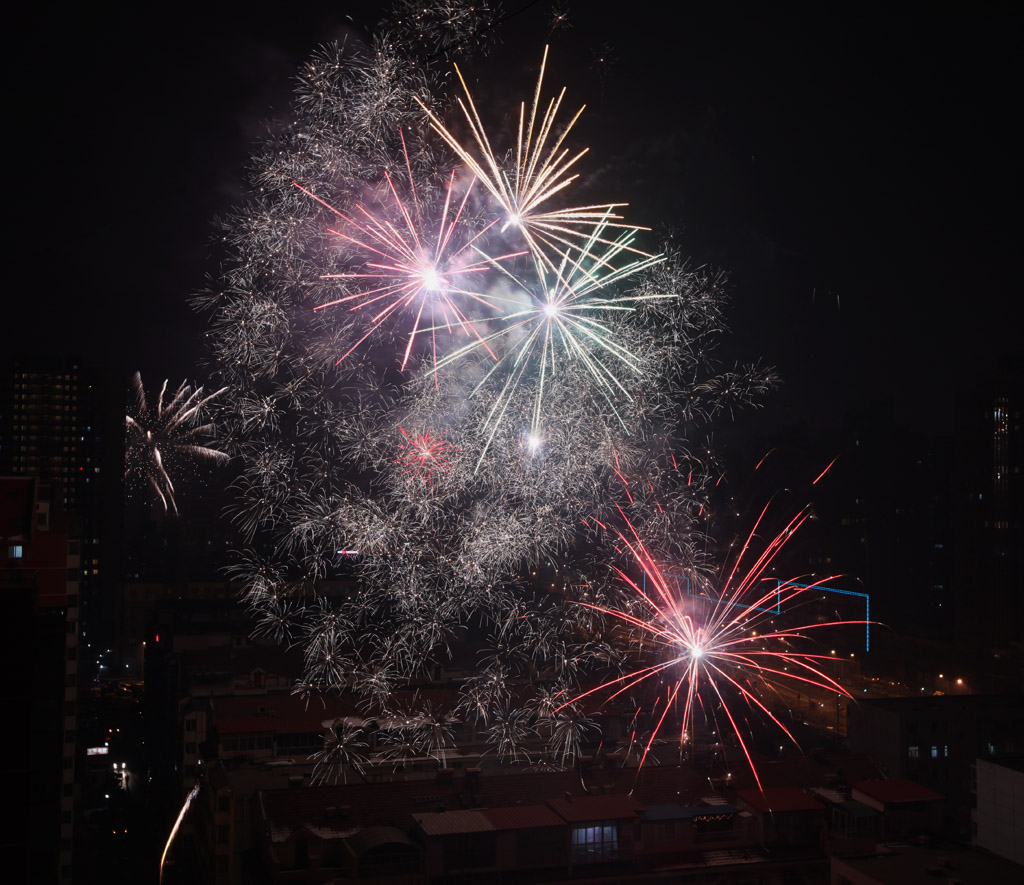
top-left (11, 3), bottom-right (1020, 437)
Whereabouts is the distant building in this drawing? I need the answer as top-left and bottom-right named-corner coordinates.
top-left (953, 359), bottom-right (1024, 658)
top-left (846, 694), bottom-right (1024, 839)
top-left (0, 357), bottom-right (122, 627)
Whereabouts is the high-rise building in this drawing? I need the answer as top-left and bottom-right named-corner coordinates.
top-left (954, 357), bottom-right (1023, 658)
top-left (0, 356), bottom-right (123, 640)
top-left (0, 359), bottom-right (89, 508)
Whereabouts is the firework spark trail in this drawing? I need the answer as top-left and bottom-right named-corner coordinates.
top-left (563, 505), bottom-right (862, 790)
top-left (160, 784), bottom-right (200, 884)
top-left (417, 45), bottom-right (655, 277)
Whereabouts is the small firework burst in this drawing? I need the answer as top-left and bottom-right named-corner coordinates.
top-left (124, 372), bottom-right (228, 514)
top-left (394, 425), bottom-right (457, 483)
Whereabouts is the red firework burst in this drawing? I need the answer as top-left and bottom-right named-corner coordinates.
top-left (395, 426), bottom-right (456, 483)
top-left (566, 503), bottom-right (865, 790)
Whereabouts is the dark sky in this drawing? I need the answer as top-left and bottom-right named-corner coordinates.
top-left (11, 3), bottom-right (1020, 436)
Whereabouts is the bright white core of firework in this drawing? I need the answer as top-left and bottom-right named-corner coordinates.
top-left (419, 265), bottom-right (444, 292)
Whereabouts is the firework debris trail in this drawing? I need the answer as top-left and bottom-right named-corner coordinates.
top-left (198, 1), bottom-right (795, 778)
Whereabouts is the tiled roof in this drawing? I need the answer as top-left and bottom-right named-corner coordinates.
top-left (734, 787), bottom-right (825, 814)
top-left (546, 793), bottom-right (645, 822)
top-left (482, 804), bottom-right (564, 830)
top-left (413, 810), bottom-right (494, 836)
top-left (850, 779), bottom-right (944, 806)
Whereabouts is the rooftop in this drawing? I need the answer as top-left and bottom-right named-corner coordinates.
top-left (850, 779), bottom-right (944, 806)
top-left (734, 787), bottom-right (825, 814)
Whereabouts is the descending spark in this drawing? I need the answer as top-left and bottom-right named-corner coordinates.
top-left (565, 504), bottom-right (861, 790)
top-left (812, 454), bottom-right (840, 485)
top-left (160, 784), bottom-right (200, 884)
top-left (434, 214), bottom-right (665, 464)
top-left (297, 133), bottom-right (525, 370)
top-left (125, 372), bottom-right (228, 514)
top-left (417, 46), bottom-right (655, 274)
top-left (394, 425), bottom-right (457, 483)
top-left (754, 448), bottom-right (777, 471)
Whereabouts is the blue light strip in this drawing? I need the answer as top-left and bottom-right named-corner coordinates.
top-left (641, 573), bottom-right (871, 650)
top-left (644, 571), bottom-right (783, 614)
top-left (781, 582), bottom-right (871, 651)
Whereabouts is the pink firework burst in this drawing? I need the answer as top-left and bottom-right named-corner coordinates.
top-left (395, 426), bottom-right (456, 483)
top-left (566, 504), bottom-right (864, 790)
top-left (296, 133), bottom-right (525, 371)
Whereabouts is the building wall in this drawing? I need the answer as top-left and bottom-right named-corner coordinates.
top-left (975, 757), bottom-right (1024, 865)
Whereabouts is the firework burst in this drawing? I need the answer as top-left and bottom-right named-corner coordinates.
top-left (297, 133), bottom-right (525, 370)
top-left (125, 372), bottom-right (228, 514)
top-left (394, 425), bottom-right (457, 483)
top-left (202, 1), bottom-right (779, 763)
top-left (566, 504), bottom-right (862, 790)
top-left (417, 45), bottom-right (655, 274)
top-left (433, 214), bottom-right (667, 462)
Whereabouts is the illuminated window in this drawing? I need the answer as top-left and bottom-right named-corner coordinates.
top-left (8, 545), bottom-right (23, 559)
top-left (571, 822), bottom-right (618, 863)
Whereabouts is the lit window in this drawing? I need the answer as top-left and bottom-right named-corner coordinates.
top-left (931, 746), bottom-right (938, 759)
top-left (571, 822), bottom-right (618, 863)
top-left (8, 545), bottom-right (23, 559)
